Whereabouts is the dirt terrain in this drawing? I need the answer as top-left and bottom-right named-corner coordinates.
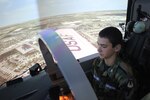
top-left (0, 10), bottom-right (126, 84)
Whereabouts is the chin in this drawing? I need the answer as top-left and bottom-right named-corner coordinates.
top-left (99, 55), bottom-right (104, 59)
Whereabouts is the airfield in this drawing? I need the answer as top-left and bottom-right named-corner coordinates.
top-left (0, 10), bottom-right (126, 84)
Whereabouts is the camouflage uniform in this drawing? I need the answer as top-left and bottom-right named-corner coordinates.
top-left (92, 57), bottom-right (136, 100)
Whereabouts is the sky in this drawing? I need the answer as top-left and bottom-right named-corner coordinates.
top-left (0, 0), bottom-right (127, 27)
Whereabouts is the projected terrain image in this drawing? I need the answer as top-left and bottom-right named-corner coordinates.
top-left (0, 10), bottom-right (126, 84)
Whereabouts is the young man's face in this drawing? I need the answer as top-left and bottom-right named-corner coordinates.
top-left (97, 36), bottom-right (117, 59)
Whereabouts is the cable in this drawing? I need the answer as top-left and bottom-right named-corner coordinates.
top-left (0, 69), bottom-right (29, 87)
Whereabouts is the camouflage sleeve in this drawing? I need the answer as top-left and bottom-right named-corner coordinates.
top-left (116, 67), bottom-right (135, 88)
top-left (115, 67), bottom-right (136, 100)
top-left (115, 67), bottom-right (129, 88)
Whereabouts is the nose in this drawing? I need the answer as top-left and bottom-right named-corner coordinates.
top-left (97, 46), bottom-right (102, 53)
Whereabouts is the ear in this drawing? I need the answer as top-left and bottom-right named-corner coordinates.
top-left (114, 44), bottom-right (121, 52)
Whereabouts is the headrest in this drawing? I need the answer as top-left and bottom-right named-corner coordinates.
top-left (126, 20), bottom-right (146, 34)
top-left (133, 21), bottom-right (146, 34)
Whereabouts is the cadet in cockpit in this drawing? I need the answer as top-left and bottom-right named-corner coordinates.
top-left (92, 26), bottom-right (137, 100)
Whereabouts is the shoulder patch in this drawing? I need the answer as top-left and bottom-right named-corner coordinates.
top-left (127, 80), bottom-right (134, 88)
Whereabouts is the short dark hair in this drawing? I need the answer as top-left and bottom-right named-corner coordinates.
top-left (99, 26), bottom-right (123, 47)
